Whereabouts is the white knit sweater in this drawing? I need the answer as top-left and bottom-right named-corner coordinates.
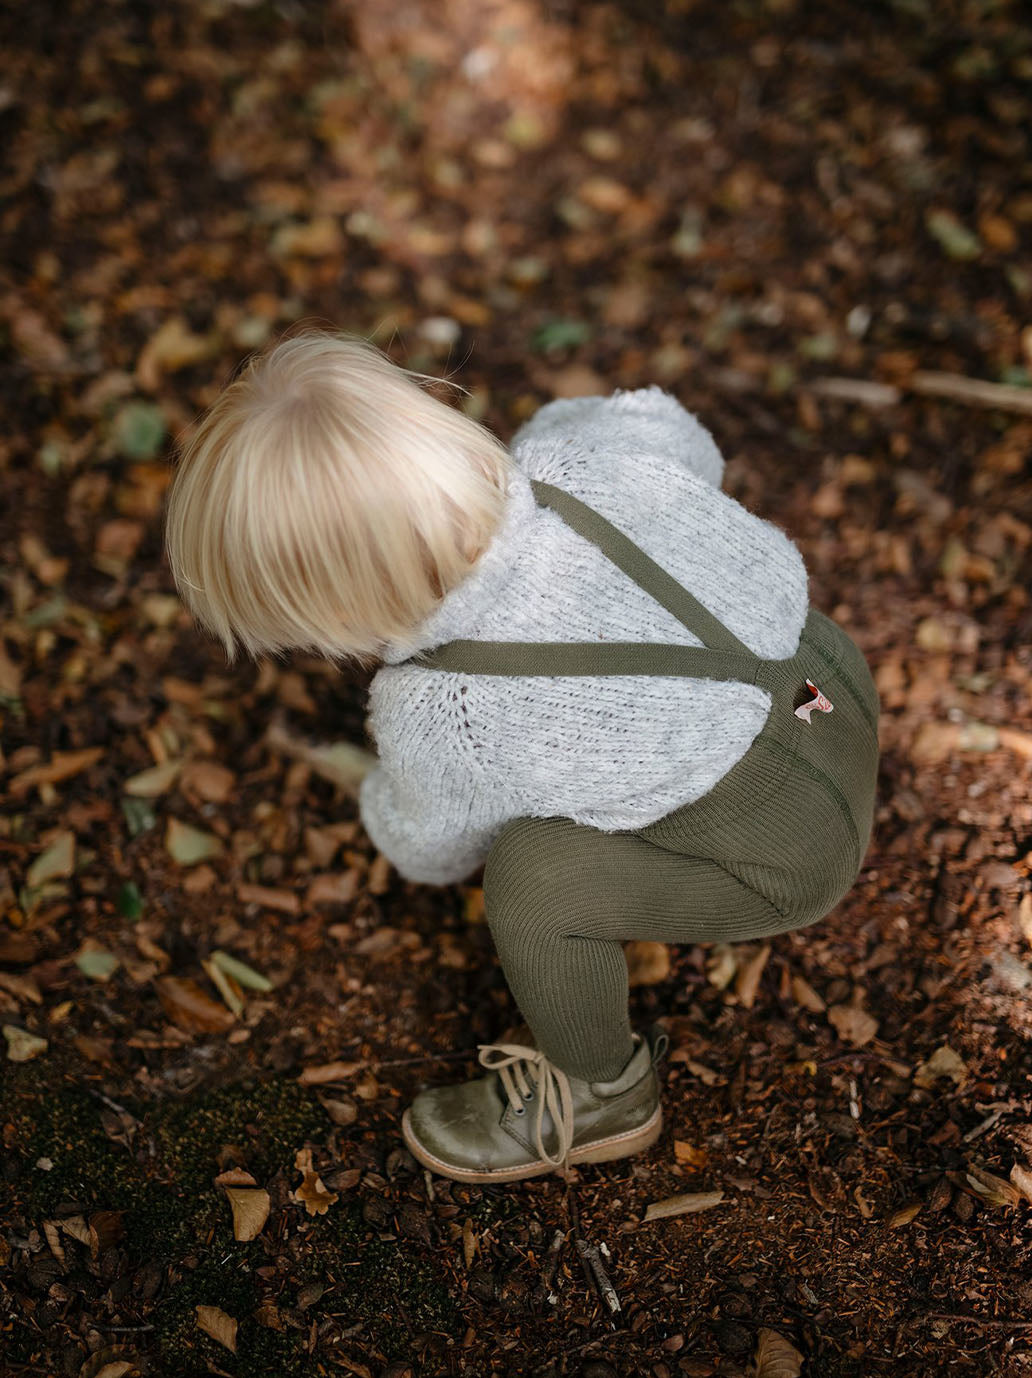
top-left (358, 388), bottom-right (809, 885)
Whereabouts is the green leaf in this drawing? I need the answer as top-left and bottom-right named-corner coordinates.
top-left (4, 1025), bottom-right (48, 1063)
top-left (531, 319), bottom-right (592, 354)
top-left (166, 817), bottom-right (224, 866)
top-left (122, 797), bottom-right (157, 837)
top-left (925, 209), bottom-right (981, 261)
top-left (111, 400), bottom-right (167, 460)
top-left (74, 941), bottom-right (120, 982)
top-left (124, 759), bottom-right (182, 798)
top-left (211, 949), bottom-right (274, 993)
top-left (116, 881), bottom-right (144, 920)
top-left (26, 831), bottom-right (75, 888)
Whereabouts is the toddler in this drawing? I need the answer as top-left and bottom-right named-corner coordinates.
top-left (165, 330), bottom-right (879, 1184)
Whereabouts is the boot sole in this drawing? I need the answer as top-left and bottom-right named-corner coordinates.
top-left (401, 1104), bottom-right (663, 1184)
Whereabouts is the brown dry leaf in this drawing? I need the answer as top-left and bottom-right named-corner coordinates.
top-left (195, 1304), bottom-right (238, 1353)
top-left (224, 1186), bottom-right (271, 1241)
top-left (965, 1163), bottom-right (1021, 1208)
top-left (214, 1168), bottom-right (258, 1187)
top-left (298, 1060), bottom-right (365, 1086)
top-left (673, 1140), bottom-right (708, 1170)
top-left (462, 1217), bottom-right (478, 1269)
top-left (887, 1201), bottom-right (922, 1227)
top-left (790, 974), bottom-right (826, 1013)
top-left (625, 940), bottom-right (671, 986)
top-left (180, 760), bottom-right (235, 803)
top-left (319, 1096), bottom-right (358, 1126)
top-left (827, 1001), bottom-right (879, 1047)
top-left (136, 316), bottom-right (217, 390)
top-left (643, 1190), bottom-right (725, 1222)
top-left (155, 976), bottom-right (236, 1034)
top-left (8, 748), bottom-right (103, 797)
top-left (306, 872), bottom-right (360, 907)
top-left (0, 970), bottom-right (42, 1004)
top-left (89, 1362), bottom-right (135, 1378)
top-left (913, 1044), bottom-right (968, 1090)
top-left (1009, 1163), bottom-right (1032, 1205)
top-left (749, 1328), bottom-right (804, 1378)
top-left (266, 722), bottom-right (376, 793)
top-left (734, 943), bottom-right (771, 1009)
top-left (292, 1147), bottom-right (339, 1216)
top-left (237, 883), bottom-right (300, 916)
top-left (706, 943), bottom-right (737, 990)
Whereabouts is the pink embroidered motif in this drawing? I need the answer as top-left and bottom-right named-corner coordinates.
top-left (794, 679), bottom-right (834, 724)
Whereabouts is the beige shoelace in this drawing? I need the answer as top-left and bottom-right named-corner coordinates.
top-left (477, 1042), bottom-right (575, 1169)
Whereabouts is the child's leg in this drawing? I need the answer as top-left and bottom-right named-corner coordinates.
top-left (483, 814), bottom-right (790, 1083)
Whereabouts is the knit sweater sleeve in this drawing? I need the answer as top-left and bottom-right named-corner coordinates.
top-left (509, 386), bottom-right (725, 488)
top-left (357, 672), bottom-right (510, 886)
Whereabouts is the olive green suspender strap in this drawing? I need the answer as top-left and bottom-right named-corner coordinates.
top-left (406, 479), bottom-right (763, 683)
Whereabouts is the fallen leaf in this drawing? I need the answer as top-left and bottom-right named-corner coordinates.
top-left (887, 1201), bottom-right (922, 1227)
top-left (643, 1190), bottom-right (725, 1222)
top-left (224, 1187), bottom-right (271, 1241)
top-left (4, 1024), bottom-right (48, 1061)
top-left (111, 400), bottom-right (167, 461)
top-left (913, 1044), bottom-right (968, 1090)
top-left (827, 1002), bottom-right (879, 1047)
top-left (298, 1060), bottom-right (365, 1086)
top-left (0, 971), bottom-right (43, 1004)
top-left (8, 748), bottom-right (103, 797)
top-left (196, 1304), bottom-right (238, 1353)
top-left (462, 1217), bottom-right (478, 1269)
top-left (266, 722), bottom-right (376, 793)
top-left (26, 831), bottom-right (76, 887)
top-left (179, 760), bottom-right (235, 802)
top-left (236, 883), bottom-right (299, 916)
top-left (926, 208), bottom-right (981, 260)
top-left (673, 1140), bottom-right (708, 1170)
top-left (155, 976), bottom-right (236, 1033)
top-left (1009, 1163), bottom-right (1032, 1205)
top-left (214, 1168), bottom-right (258, 1187)
top-left (211, 949), bottom-right (274, 992)
top-left (136, 316), bottom-right (217, 390)
top-left (74, 940), bottom-right (120, 983)
top-left (292, 1147), bottom-right (339, 1216)
top-left (319, 1096), bottom-right (358, 1126)
top-left (625, 940), bottom-right (671, 986)
top-left (165, 818), bottom-right (224, 866)
top-left (706, 943), bottom-right (737, 990)
top-left (964, 1163), bottom-right (1021, 1208)
top-left (750, 1327), bottom-right (804, 1378)
top-left (734, 943), bottom-right (771, 1009)
top-left (790, 974), bottom-right (826, 1013)
top-left (123, 760), bottom-right (182, 797)
top-left (90, 1363), bottom-right (134, 1378)
top-left (202, 958), bottom-right (244, 1017)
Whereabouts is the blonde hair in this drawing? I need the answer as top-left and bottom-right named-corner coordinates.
top-left (165, 330), bottom-right (513, 670)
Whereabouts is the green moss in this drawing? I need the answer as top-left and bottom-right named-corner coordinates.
top-left (157, 1076), bottom-right (326, 1192)
top-left (0, 1068), bottom-right (458, 1372)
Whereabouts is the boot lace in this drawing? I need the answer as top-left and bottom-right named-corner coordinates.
top-left (477, 1042), bottom-right (575, 1169)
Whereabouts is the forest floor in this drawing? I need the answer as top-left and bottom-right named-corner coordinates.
top-left (2, 2), bottom-right (1032, 1376)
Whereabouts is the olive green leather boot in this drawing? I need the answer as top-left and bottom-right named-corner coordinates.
top-left (401, 1026), bottom-right (668, 1183)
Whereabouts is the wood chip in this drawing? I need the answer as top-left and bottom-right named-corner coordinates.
top-left (734, 943), bottom-right (771, 1009)
top-left (8, 748), bottom-right (103, 797)
top-left (237, 883), bottom-right (300, 915)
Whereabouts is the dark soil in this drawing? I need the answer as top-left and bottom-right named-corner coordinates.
top-left (2, 2), bottom-right (1032, 1376)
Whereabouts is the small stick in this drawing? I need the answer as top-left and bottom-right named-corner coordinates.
top-left (924, 1312), bottom-right (1032, 1331)
top-left (575, 1239), bottom-right (622, 1320)
top-left (539, 1227), bottom-right (566, 1299)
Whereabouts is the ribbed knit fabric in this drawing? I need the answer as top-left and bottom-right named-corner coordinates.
top-left (360, 389), bottom-right (810, 886)
top-left (483, 605), bottom-right (880, 1082)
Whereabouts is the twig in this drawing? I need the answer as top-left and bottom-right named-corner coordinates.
top-left (923, 1312), bottom-right (1032, 1331)
top-left (575, 1239), bottom-right (622, 1321)
top-left (93, 1323), bottom-right (156, 1333)
top-left (371, 1049), bottom-right (477, 1070)
top-left (538, 1227), bottom-right (566, 1301)
top-left (807, 370), bottom-right (1032, 417)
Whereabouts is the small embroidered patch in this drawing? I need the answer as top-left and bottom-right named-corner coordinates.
top-left (794, 679), bottom-right (834, 724)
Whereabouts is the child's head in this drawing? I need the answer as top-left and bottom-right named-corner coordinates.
top-left (165, 329), bottom-right (512, 670)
